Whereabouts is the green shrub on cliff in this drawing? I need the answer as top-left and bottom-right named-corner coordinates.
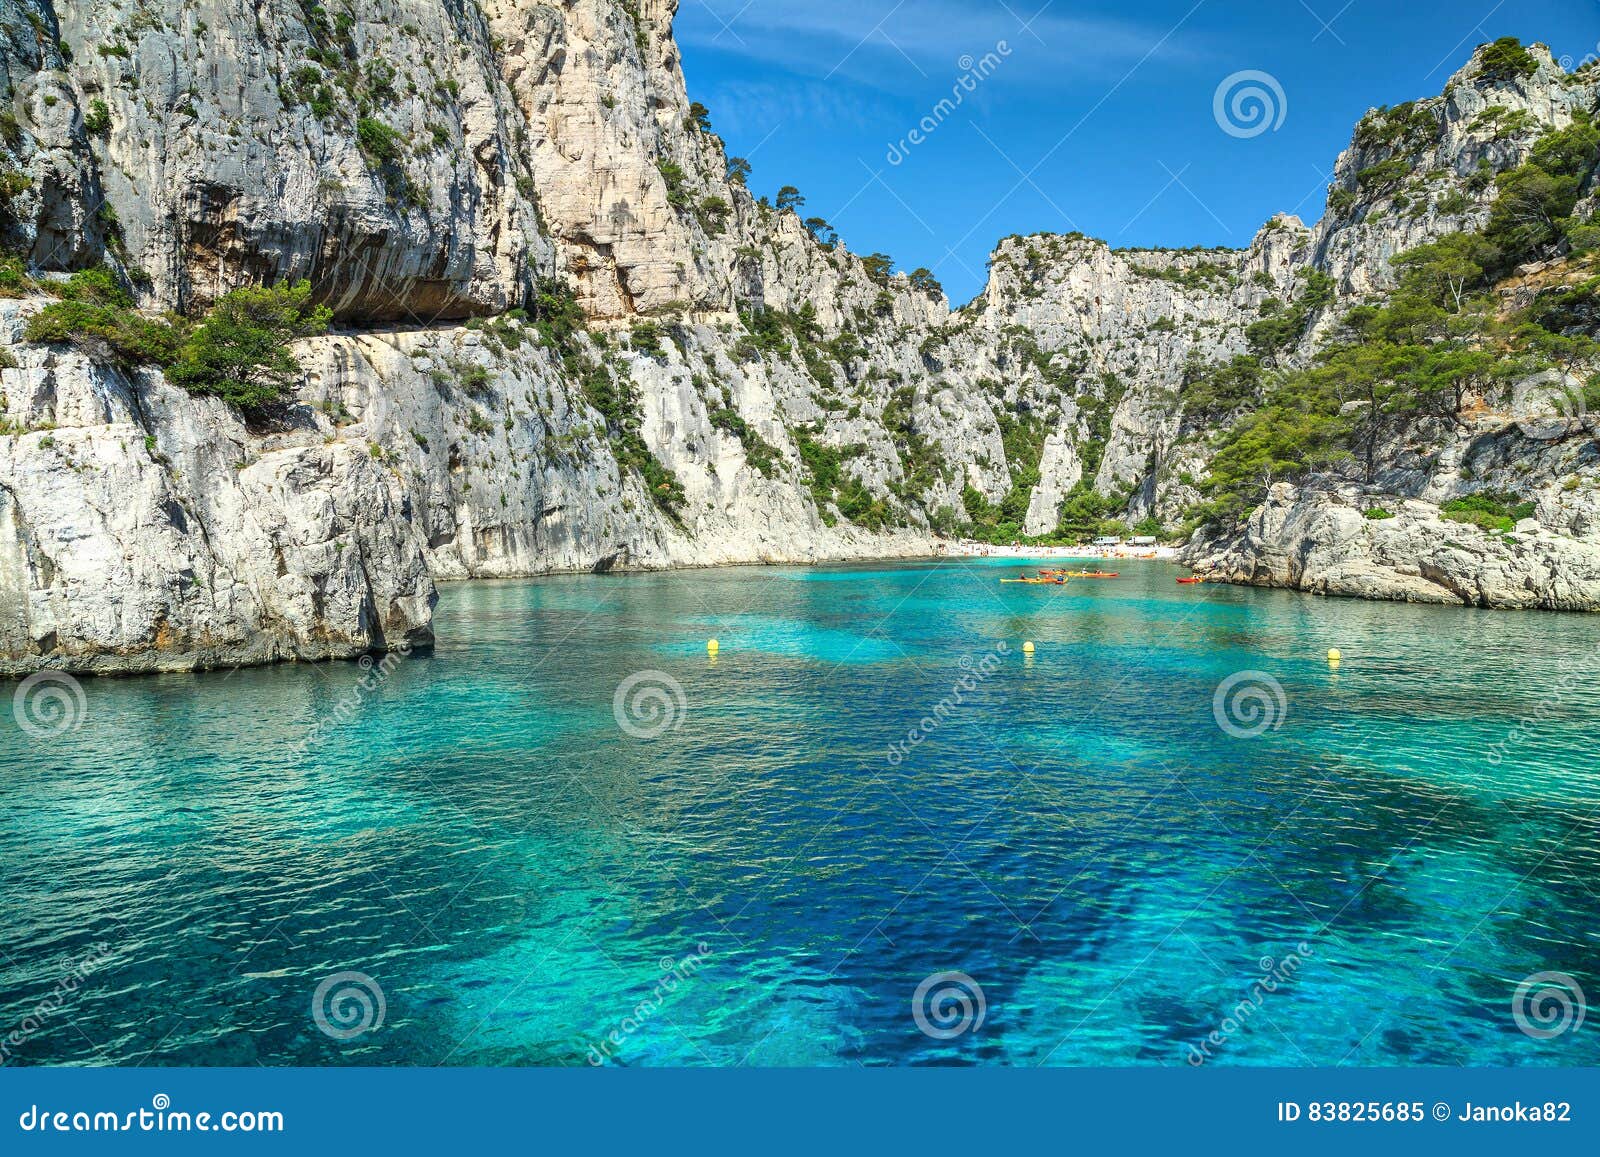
top-left (530, 276), bottom-right (585, 358)
top-left (82, 100), bottom-right (111, 138)
top-left (24, 267), bottom-right (183, 367)
top-left (0, 255), bottom-right (31, 297)
top-left (1244, 271), bottom-right (1334, 359)
top-left (793, 427), bottom-right (881, 526)
top-left (355, 117), bottom-right (403, 164)
top-left (1477, 37), bottom-right (1539, 84)
top-left (1483, 115), bottom-right (1600, 267)
top-left (166, 281), bottom-right (332, 416)
top-left (1440, 492), bottom-right (1535, 533)
top-left (1180, 354), bottom-right (1263, 420)
top-left (657, 160), bottom-right (689, 210)
top-left (577, 357), bottom-right (685, 518)
top-left (707, 408), bottom-right (779, 477)
top-left (25, 272), bottom-right (330, 418)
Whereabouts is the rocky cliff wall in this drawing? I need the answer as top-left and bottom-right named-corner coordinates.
top-left (2, 5), bottom-right (1599, 675)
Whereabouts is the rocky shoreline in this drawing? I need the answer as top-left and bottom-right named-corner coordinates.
top-left (1185, 480), bottom-right (1600, 612)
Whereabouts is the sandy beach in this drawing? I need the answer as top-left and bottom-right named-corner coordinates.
top-left (942, 540), bottom-right (1182, 562)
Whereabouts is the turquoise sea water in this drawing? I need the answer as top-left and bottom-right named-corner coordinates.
top-left (2, 557), bottom-right (1598, 1067)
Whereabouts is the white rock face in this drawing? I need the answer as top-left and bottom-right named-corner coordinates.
top-left (42, 0), bottom-right (550, 319)
top-left (0, 305), bottom-right (434, 674)
top-left (2, 15), bottom-right (1598, 674)
top-left (1312, 45), bottom-right (1595, 299)
top-left (1188, 476), bottom-right (1600, 611)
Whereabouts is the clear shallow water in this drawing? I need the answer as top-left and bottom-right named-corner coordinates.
top-left (3, 557), bottom-right (1598, 1067)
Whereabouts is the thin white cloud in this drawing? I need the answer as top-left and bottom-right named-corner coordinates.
top-left (699, 79), bottom-right (902, 138)
top-left (678, 0), bottom-right (1210, 89)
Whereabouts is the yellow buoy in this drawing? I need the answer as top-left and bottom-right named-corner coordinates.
top-left (1022, 641), bottom-right (1036, 654)
top-left (707, 639), bottom-right (719, 655)
top-left (1327, 648), bottom-right (1342, 663)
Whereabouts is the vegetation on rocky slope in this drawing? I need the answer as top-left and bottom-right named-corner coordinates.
top-left (6, 20), bottom-right (1592, 560)
top-left (24, 272), bottom-right (331, 418)
top-left (1192, 113), bottom-right (1600, 527)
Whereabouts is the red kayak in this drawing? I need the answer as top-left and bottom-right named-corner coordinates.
top-left (1176, 576), bottom-right (1206, 585)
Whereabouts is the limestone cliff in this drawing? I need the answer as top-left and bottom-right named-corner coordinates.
top-left (1, 5), bottom-right (1598, 675)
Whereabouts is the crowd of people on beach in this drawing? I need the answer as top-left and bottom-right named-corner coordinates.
top-left (939, 540), bottom-right (1178, 561)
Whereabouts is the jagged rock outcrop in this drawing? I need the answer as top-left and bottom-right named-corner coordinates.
top-left (1184, 401), bottom-right (1600, 608)
top-left (955, 222), bottom-right (1310, 529)
top-left (0, 304), bottom-right (434, 674)
top-left (0, 0), bottom-right (105, 268)
top-left (50, 0), bottom-right (549, 318)
top-left (1189, 474), bottom-right (1600, 611)
top-left (2, 8), bottom-right (1599, 675)
top-left (1311, 48), bottom-right (1594, 294)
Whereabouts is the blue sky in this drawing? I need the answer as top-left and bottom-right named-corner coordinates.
top-left (676, 0), bottom-right (1600, 303)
